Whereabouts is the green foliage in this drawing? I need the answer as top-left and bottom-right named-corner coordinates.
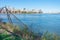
top-left (0, 31), bottom-right (24, 40)
top-left (0, 23), bottom-right (60, 40)
top-left (41, 31), bottom-right (60, 40)
top-left (0, 31), bottom-right (12, 40)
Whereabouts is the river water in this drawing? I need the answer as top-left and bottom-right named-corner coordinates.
top-left (0, 13), bottom-right (60, 35)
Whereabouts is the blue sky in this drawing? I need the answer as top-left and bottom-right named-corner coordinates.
top-left (0, 0), bottom-right (60, 13)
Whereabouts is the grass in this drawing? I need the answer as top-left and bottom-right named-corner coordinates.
top-left (0, 22), bottom-right (60, 40)
top-left (41, 31), bottom-right (60, 40)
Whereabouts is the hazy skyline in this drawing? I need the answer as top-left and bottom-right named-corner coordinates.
top-left (0, 0), bottom-right (60, 13)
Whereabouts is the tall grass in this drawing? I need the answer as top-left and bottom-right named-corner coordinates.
top-left (0, 23), bottom-right (60, 40)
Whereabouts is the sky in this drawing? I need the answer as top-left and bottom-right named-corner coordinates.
top-left (0, 0), bottom-right (60, 13)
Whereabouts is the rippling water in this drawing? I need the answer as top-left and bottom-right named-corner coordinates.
top-left (0, 13), bottom-right (60, 35)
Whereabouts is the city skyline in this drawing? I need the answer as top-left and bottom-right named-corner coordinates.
top-left (0, 0), bottom-right (60, 13)
top-left (0, 6), bottom-right (43, 13)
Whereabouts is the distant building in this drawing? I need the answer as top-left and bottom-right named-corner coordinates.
top-left (0, 6), bottom-right (43, 14)
top-left (38, 9), bottom-right (43, 13)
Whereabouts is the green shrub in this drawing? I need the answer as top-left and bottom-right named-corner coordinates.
top-left (41, 31), bottom-right (60, 40)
